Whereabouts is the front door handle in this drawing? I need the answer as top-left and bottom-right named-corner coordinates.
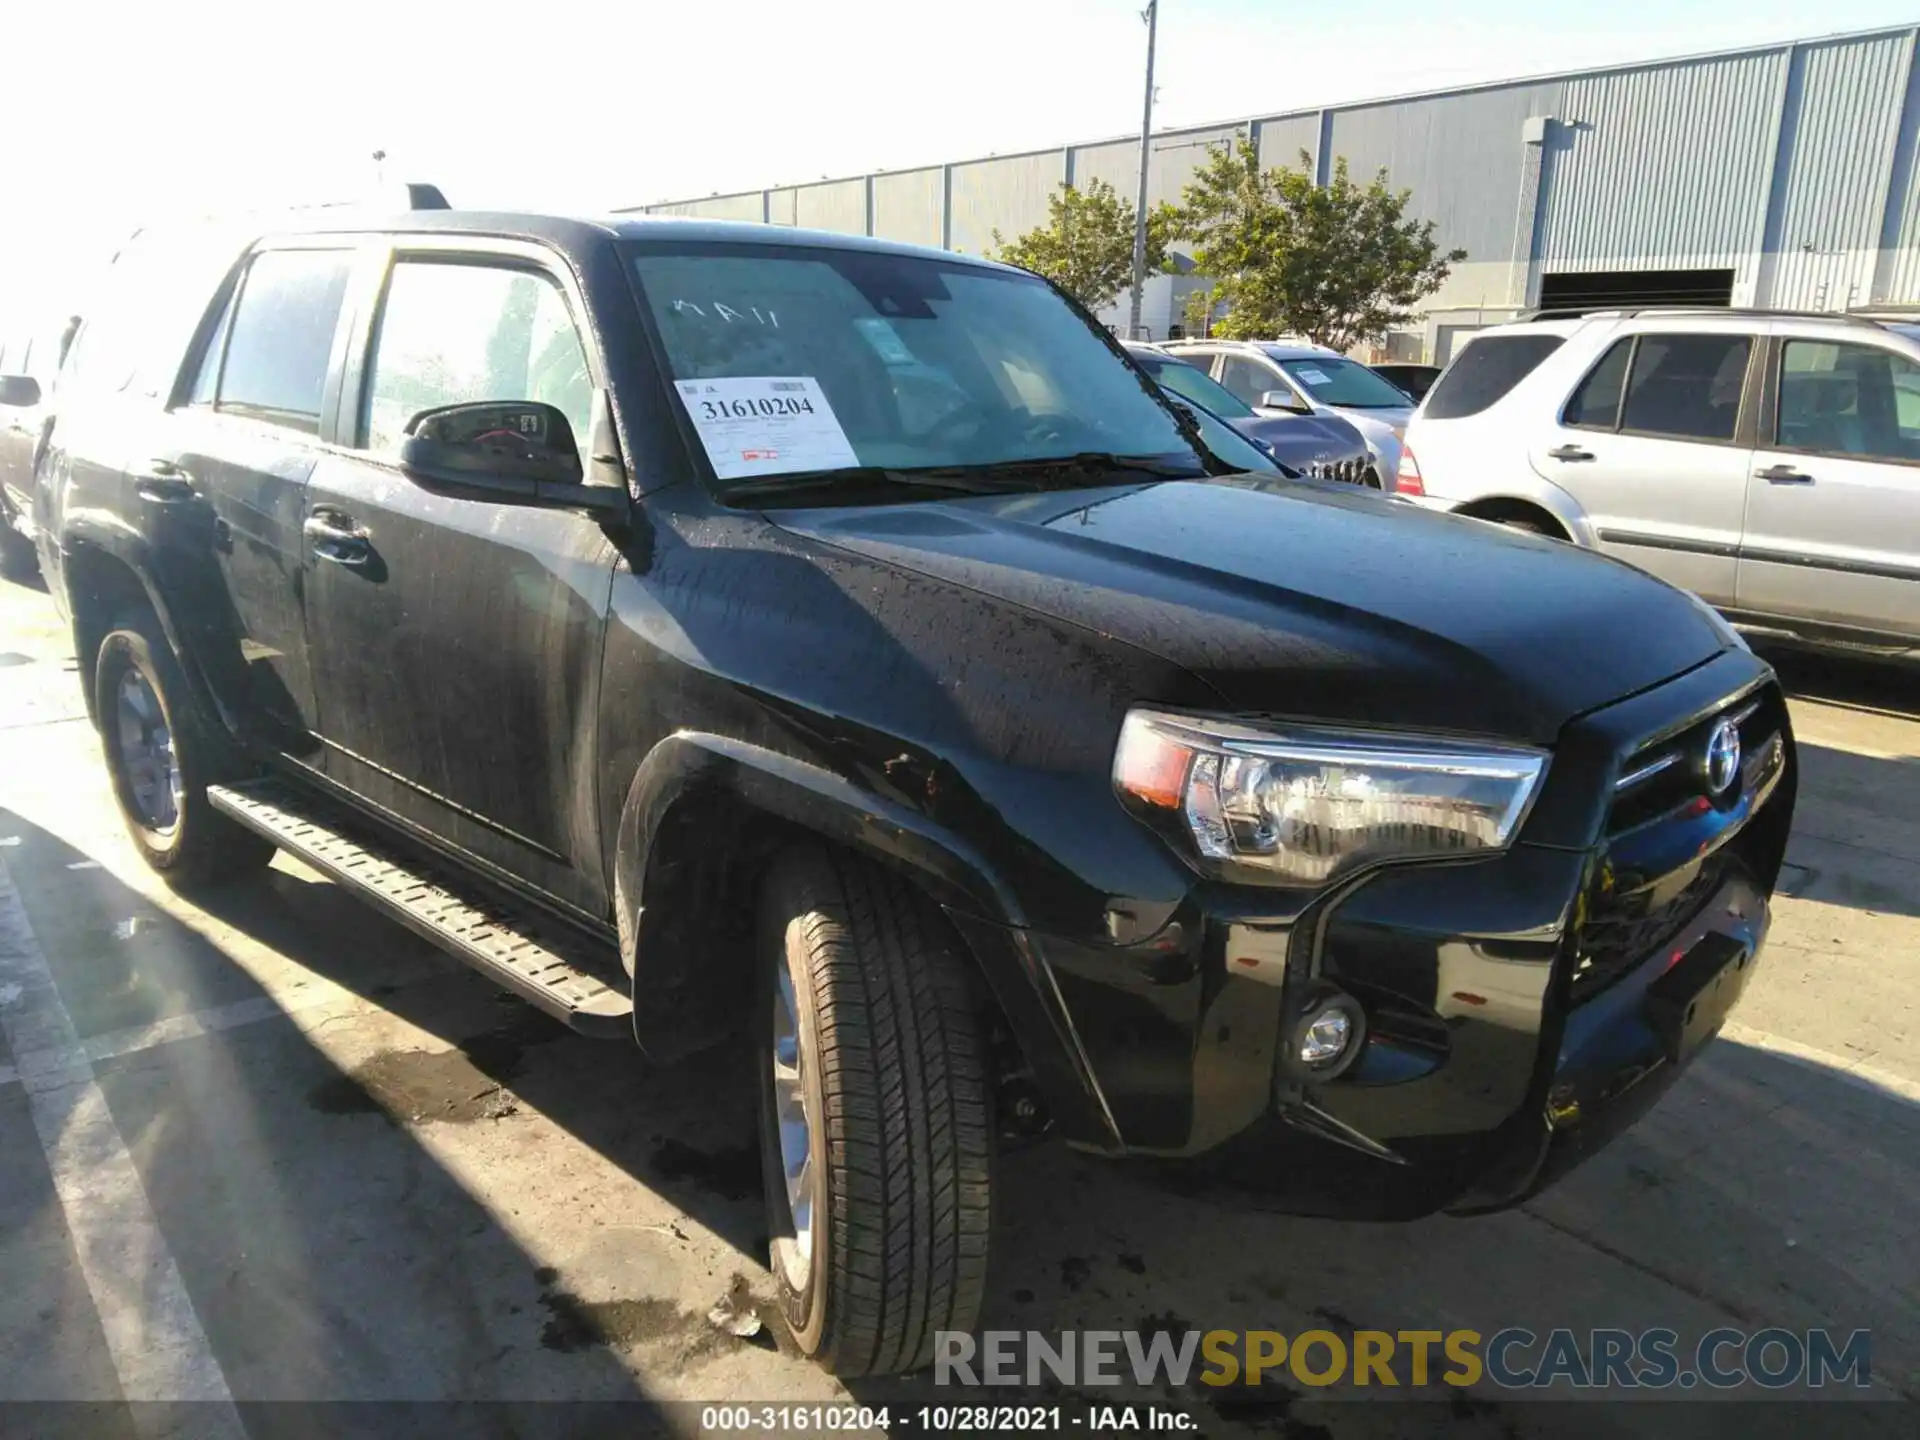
top-left (1756, 463), bottom-right (1814, 485)
top-left (132, 457), bottom-right (196, 503)
top-left (1547, 444), bottom-right (1595, 462)
top-left (304, 513), bottom-right (372, 566)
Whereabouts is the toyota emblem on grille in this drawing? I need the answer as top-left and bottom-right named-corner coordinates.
top-left (1704, 718), bottom-right (1742, 795)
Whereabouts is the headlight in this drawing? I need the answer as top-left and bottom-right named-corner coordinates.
top-left (1113, 709), bottom-right (1548, 885)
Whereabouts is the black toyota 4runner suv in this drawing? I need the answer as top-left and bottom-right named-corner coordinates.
top-left (18, 207), bottom-right (1795, 1377)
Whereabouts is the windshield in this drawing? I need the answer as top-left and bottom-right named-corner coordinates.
top-left (1130, 349), bottom-right (1254, 418)
top-left (1272, 354), bottom-right (1412, 409)
top-left (629, 244), bottom-right (1210, 493)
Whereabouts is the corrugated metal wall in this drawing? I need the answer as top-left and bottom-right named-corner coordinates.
top-left (1070, 126), bottom-right (1243, 210)
top-left (873, 168), bottom-right (944, 247)
top-left (1768, 32), bottom-right (1913, 308)
top-left (629, 26), bottom-right (1920, 318)
top-left (947, 150), bottom-right (1062, 254)
top-left (1330, 82), bottom-right (1564, 262)
top-left (1540, 51), bottom-right (1786, 272)
top-left (650, 191), bottom-right (764, 222)
top-left (794, 178), bottom-right (867, 235)
top-left (1257, 114), bottom-right (1321, 174)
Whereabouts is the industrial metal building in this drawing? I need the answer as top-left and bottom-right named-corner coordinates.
top-left (628, 24), bottom-right (1920, 361)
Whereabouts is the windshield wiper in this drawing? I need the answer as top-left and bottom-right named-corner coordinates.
top-left (935, 452), bottom-right (1207, 483)
top-left (721, 453), bottom-right (1204, 506)
top-left (721, 466), bottom-right (1024, 505)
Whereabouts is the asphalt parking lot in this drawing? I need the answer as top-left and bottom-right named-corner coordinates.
top-left (1, 567), bottom-right (1916, 1437)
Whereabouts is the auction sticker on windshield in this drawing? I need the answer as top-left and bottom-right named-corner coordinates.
top-left (1295, 367), bottom-right (1332, 386)
top-left (674, 376), bottom-right (859, 479)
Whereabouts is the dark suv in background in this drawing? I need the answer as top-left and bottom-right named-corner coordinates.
top-left (12, 203), bottom-right (1795, 1378)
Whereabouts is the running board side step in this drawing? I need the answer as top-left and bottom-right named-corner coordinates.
top-left (208, 779), bottom-right (633, 1037)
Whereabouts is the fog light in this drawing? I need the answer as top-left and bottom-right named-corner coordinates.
top-left (1300, 1009), bottom-right (1352, 1065)
top-left (1282, 989), bottom-right (1367, 1081)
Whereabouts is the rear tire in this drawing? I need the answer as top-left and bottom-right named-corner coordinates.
top-left (757, 846), bottom-right (992, 1376)
top-left (94, 611), bottom-right (275, 890)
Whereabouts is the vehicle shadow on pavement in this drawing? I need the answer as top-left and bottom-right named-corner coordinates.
top-left (1763, 643), bottom-right (1919, 721)
top-left (0, 805), bottom-right (691, 1427)
top-left (840, 1029), bottom-right (1919, 1436)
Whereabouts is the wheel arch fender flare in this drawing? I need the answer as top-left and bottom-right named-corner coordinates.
top-left (57, 517), bottom-right (191, 721)
top-left (611, 732), bottom-right (1121, 1148)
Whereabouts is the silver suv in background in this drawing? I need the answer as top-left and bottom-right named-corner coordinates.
top-left (1399, 308), bottom-right (1920, 659)
top-left (1163, 338), bottom-right (1414, 483)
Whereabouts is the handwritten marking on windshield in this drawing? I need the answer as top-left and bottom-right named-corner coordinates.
top-left (670, 299), bottom-right (779, 327)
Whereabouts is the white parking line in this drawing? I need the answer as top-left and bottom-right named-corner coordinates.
top-left (0, 974), bottom-right (389, 1093)
top-left (0, 854), bottom-right (244, 1431)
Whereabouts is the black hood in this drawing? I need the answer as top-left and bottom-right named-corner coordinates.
top-left (1230, 411), bottom-right (1370, 471)
top-left (773, 475), bottom-right (1731, 744)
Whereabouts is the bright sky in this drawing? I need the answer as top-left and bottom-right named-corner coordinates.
top-left (4, 0), bottom-right (1915, 326)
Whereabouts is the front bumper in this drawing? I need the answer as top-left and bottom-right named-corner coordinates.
top-left (1007, 650), bottom-right (1796, 1218)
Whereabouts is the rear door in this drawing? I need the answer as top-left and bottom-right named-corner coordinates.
top-left (1526, 326), bottom-right (1759, 604)
top-left (300, 239), bottom-right (616, 917)
top-left (1737, 334), bottom-right (1920, 642)
top-left (153, 243), bottom-right (354, 753)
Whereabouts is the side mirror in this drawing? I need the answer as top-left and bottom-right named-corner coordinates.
top-left (1259, 389), bottom-right (1310, 415)
top-left (398, 401), bottom-right (623, 516)
top-left (0, 374), bottom-right (41, 408)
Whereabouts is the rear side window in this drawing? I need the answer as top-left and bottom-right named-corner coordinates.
top-left (1422, 334), bottom-right (1564, 419)
top-left (1619, 334), bottom-right (1749, 442)
top-left (1563, 339), bottom-right (1632, 429)
top-left (215, 250), bottom-right (352, 434)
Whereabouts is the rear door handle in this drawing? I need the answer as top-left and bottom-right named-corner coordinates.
top-left (304, 513), bottom-right (372, 566)
top-left (1547, 444), bottom-right (1595, 462)
top-left (1756, 464), bottom-right (1814, 485)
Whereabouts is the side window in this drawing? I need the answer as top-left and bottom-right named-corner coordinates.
top-left (1618, 333), bottom-right (1749, 443)
top-left (188, 285), bottom-right (238, 407)
top-left (1777, 340), bottom-right (1920, 463)
top-left (1423, 334), bottom-right (1565, 420)
top-left (1218, 356), bottom-right (1272, 406)
top-left (217, 250), bottom-right (353, 434)
top-left (1562, 339), bottom-right (1632, 429)
top-left (362, 260), bottom-right (593, 459)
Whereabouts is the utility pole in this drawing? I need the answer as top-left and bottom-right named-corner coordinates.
top-left (1126, 0), bottom-right (1159, 340)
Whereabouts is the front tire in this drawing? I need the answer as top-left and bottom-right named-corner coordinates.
top-left (94, 612), bottom-right (275, 889)
top-left (757, 847), bottom-right (992, 1375)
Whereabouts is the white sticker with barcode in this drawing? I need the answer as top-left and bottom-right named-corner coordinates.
top-left (1295, 367), bottom-right (1332, 386)
top-left (673, 376), bottom-right (859, 480)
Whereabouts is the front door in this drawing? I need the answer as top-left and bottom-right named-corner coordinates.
top-left (1526, 328), bottom-right (1756, 605)
top-left (1738, 335), bottom-right (1920, 643)
top-left (1216, 353), bottom-right (1303, 416)
top-left (300, 245), bottom-right (615, 917)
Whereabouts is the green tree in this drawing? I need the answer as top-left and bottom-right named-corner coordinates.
top-left (990, 179), bottom-right (1176, 313)
top-left (1170, 144), bottom-right (1464, 351)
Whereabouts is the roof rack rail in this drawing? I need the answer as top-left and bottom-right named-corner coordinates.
top-left (1514, 304), bottom-right (1881, 326)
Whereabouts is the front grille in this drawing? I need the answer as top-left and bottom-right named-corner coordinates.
top-left (1568, 681), bottom-right (1787, 1004)
top-left (1570, 853), bottom-right (1728, 999)
top-left (1307, 457), bottom-right (1370, 485)
top-left (1606, 684), bottom-right (1785, 835)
